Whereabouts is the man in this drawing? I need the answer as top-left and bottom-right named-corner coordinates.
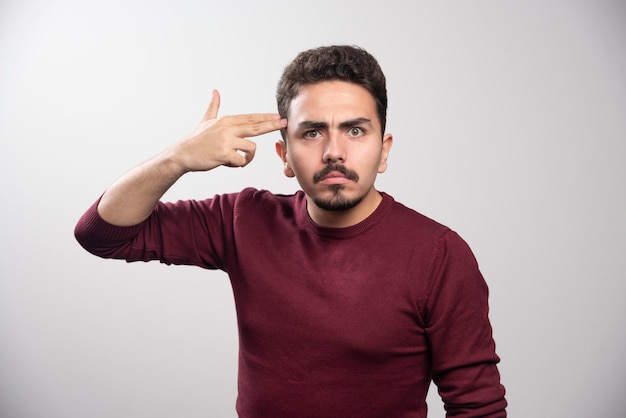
top-left (75, 45), bottom-right (507, 417)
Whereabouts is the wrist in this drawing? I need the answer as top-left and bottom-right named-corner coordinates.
top-left (158, 146), bottom-right (191, 179)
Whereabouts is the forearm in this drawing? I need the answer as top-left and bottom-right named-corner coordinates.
top-left (98, 149), bottom-right (186, 226)
top-left (91, 90), bottom-right (286, 227)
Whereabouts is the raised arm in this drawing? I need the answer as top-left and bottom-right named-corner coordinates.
top-left (97, 90), bottom-right (287, 226)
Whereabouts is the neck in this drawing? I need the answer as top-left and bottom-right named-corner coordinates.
top-left (306, 188), bottom-right (382, 228)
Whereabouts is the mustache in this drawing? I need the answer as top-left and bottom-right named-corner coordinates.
top-left (313, 164), bottom-right (360, 183)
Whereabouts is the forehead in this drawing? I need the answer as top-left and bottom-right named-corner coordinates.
top-left (288, 81), bottom-right (379, 127)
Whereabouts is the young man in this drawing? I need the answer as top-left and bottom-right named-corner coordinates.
top-left (75, 45), bottom-right (507, 417)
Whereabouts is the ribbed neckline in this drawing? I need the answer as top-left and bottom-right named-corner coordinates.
top-left (298, 190), bottom-right (394, 239)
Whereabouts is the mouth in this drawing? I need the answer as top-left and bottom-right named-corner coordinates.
top-left (319, 171), bottom-right (352, 185)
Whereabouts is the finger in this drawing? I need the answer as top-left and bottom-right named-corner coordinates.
top-left (202, 89), bottom-right (221, 121)
top-left (234, 137), bottom-right (258, 157)
top-left (226, 149), bottom-right (254, 168)
top-left (228, 139), bottom-right (257, 167)
top-left (228, 112), bottom-right (282, 123)
top-left (225, 152), bottom-right (248, 168)
top-left (240, 146), bottom-right (256, 166)
top-left (228, 114), bottom-right (287, 137)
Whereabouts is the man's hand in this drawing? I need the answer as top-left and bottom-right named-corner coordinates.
top-left (97, 91), bottom-right (287, 226)
top-left (167, 90), bottom-right (287, 172)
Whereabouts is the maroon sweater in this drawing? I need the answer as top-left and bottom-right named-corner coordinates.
top-left (75, 188), bottom-right (506, 417)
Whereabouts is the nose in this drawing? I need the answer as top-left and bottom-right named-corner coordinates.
top-left (322, 133), bottom-right (346, 163)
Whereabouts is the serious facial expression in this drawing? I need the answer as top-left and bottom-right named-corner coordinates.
top-left (276, 81), bottom-right (392, 217)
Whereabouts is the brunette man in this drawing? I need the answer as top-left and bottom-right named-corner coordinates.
top-left (76, 45), bottom-right (507, 417)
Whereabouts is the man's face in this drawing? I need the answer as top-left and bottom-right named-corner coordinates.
top-left (276, 81), bottom-right (392, 219)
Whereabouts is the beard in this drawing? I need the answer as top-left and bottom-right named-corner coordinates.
top-left (311, 164), bottom-right (363, 211)
top-left (312, 185), bottom-right (365, 211)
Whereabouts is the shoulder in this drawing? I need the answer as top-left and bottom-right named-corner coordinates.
top-left (381, 192), bottom-right (450, 238)
top-left (380, 193), bottom-right (479, 265)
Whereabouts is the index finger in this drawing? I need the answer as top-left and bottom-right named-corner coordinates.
top-left (227, 113), bottom-right (288, 137)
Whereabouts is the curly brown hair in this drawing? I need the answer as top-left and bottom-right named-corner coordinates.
top-left (276, 45), bottom-right (387, 138)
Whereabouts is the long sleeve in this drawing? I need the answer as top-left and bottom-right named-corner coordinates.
top-left (422, 230), bottom-right (507, 417)
top-left (74, 193), bottom-right (239, 270)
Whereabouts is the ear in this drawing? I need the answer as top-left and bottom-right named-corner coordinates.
top-left (377, 133), bottom-right (393, 173)
top-left (275, 140), bottom-right (295, 178)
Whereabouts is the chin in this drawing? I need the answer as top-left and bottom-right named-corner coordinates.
top-left (312, 188), bottom-right (364, 212)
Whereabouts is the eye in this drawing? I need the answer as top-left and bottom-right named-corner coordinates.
top-left (348, 127), bottom-right (364, 137)
top-left (303, 130), bottom-right (321, 139)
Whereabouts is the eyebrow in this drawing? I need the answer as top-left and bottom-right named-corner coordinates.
top-left (297, 117), bottom-right (373, 130)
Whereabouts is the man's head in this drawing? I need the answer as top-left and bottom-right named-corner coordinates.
top-left (276, 45), bottom-right (388, 137)
top-left (274, 46), bottom-right (393, 227)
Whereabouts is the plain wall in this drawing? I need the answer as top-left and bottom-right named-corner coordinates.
top-left (1, 0), bottom-right (624, 417)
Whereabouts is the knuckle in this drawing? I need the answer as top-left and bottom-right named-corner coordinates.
top-left (249, 123), bottom-right (261, 134)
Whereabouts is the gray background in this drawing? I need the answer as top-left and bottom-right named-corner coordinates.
top-left (1, 0), bottom-right (624, 417)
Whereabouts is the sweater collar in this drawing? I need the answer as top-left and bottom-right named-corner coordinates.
top-left (297, 190), bottom-right (394, 239)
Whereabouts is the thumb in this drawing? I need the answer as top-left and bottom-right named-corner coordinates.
top-left (202, 89), bottom-right (221, 121)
